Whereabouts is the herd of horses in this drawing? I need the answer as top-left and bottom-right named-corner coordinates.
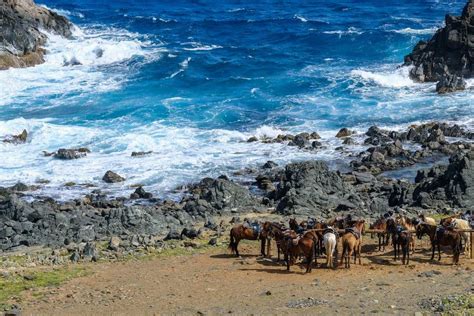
top-left (228, 212), bottom-right (472, 273)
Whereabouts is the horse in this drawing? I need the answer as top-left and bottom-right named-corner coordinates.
top-left (387, 218), bottom-right (412, 265)
top-left (440, 217), bottom-right (470, 254)
top-left (327, 214), bottom-right (353, 229)
top-left (265, 222), bottom-right (290, 261)
top-left (416, 223), bottom-right (462, 264)
top-left (289, 218), bottom-right (305, 234)
top-left (228, 222), bottom-right (265, 257)
top-left (418, 214), bottom-right (436, 226)
top-left (395, 215), bottom-right (416, 253)
top-left (340, 220), bottom-right (365, 268)
top-left (323, 226), bottom-right (337, 269)
top-left (370, 217), bottom-right (388, 252)
top-left (284, 230), bottom-right (318, 273)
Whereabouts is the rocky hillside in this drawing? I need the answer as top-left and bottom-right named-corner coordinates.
top-left (0, 0), bottom-right (72, 69)
top-left (404, 0), bottom-right (474, 93)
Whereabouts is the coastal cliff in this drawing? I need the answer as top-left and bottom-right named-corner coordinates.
top-left (404, 0), bottom-right (474, 93)
top-left (0, 0), bottom-right (72, 69)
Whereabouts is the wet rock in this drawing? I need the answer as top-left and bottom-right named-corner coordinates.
top-left (262, 161), bottom-right (278, 169)
top-left (103, 171), bottom-right (125, 183)
top-left (342, 137), bottom-right (355, 145)
top-left (436, 74), bottom-right (466, 94)
top-left (404, 0), bottom-right (474, 91)
top-left (2, 129), bottom-right (28, 144)
top-left (336, 128), bottom-right (353, 138)
top-left (130, 186), bottom-right (153, 199)
top-left (247, 136), bottom-right (258, 142)
top-left (54, 148), bottom-right (90, 160)
top-left (0, 0), bottom-right (72, 70)
top-left (131, 151), bottom-right (153, 157)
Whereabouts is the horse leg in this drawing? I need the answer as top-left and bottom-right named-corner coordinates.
top-left (402, 243), bottom-right (406, 265)
top-left (358, 242), bottom-right (362, 265)
top-left (438, 243), bottom-right (441, 261)
top-left (430, 242), bottom-right (435, 261)
top-left (260, 238), bottom-right (265, 257)
top-left (235, 239), bottom-right (240, 257)
top-left (406, 242), bottom-right (410, 265)
top-left (340, 243), bottom-right (346, 268)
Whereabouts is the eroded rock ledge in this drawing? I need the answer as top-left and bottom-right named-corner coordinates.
top-left (403, 0), bottom-right (474, 93)
top-left (0, 0), bottom-right (72, 69)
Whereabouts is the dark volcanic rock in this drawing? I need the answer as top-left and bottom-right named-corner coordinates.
top-left (0, 0), bottom-right (72, 69)
top-left (183, 177), bottom-right (261, 216)
top-left (436, 74), bottom-right (466, 94)
top-left (130, 186), bottom-right (153, 199)
top-left (54, 148), bottom-right (90, 160)
top-left (404, 0), bottom-right (474, 90)
top-left (102, 171), bottom-right (125, 183)
top-left (413, 149), bottom-right (474, 209)
top-left (336, 128), bottom-right (353, 138)
top-left (274, 161), bottom-right (363, 215)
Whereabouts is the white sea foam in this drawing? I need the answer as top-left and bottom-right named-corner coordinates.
top-left (323, 27), bottom-right (363, 37)
top-left (0, 119), bottom-right (351, 200)
top-left (182, 42), bottom-right (223, 51)
top-left (391, 27), bottom-right (438, 35)
top-left (351, 66), bottom-right (417, 88)
top-left (169, 57), bottom-right (191, 78)
top-left (0, 25), bottom-right (162, 107)
top-left (294, 15), bottom-right (308, 22)
top-left (40, 5), bottom-right (85, 19)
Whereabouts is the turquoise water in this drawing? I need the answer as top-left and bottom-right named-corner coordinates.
top-left (0, 0), bottom-right (473, 199)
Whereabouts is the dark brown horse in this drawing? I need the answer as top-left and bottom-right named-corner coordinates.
top-left (284, 230), bottom-right (319, 273)
top-left (370, 217), bottom-right (388, 252)
top-left (264, 222), bottom-right (289, 261)
top-left (416, 223), bottom-right (462, 264)
top-left (386, 218), bottom-right (412, 265)
top-left (228, 222), bottom-right (266, 257)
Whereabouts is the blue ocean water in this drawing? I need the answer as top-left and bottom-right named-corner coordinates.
top-left (0, 0), bottom-right (473, 199)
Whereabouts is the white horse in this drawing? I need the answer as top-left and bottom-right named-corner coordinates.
top-left (450, 218), bottom-right (470, 253)
top-left (323, 229), bottom-right (337, 268)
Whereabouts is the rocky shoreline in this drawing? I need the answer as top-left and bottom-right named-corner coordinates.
top-left (1, 121), bottom-right (473, 260)
top-left (0, 0), bottom-right (72, 70)
top-left (404, 0), bottom-right (474, 93)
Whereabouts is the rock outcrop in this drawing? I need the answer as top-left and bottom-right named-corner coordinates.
top-left (413, 149), bottom-right (474, 209)
top-left (0, 0), bottom-right (72, 69)
top-left (274, 161), bottom-right (363, 215)
top-left (403, 0), bottom-right (474, 92)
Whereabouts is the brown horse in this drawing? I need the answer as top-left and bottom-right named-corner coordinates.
top-left (340, 220), bottom-right (365, 268)
top-left (284, 230), bottom-right (318, 273)
top-left (416, 223), bottom-right (462, 264)
top-left (386, 218), bottom-right (412, 265)
top-left (395, 215), bottom-right (416, 253)
top-left (228, 223), bottom-right (265, 257)
top-left (264, 222), bottom-right (290, 261)
top-left (370, 217), bottom-right (388, 252)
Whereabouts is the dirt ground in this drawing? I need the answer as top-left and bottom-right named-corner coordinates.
top-left (19, 236), bottom-right (474, 316)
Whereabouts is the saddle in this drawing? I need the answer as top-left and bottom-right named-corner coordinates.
top-left (323, 227), bottom-right (337, 236)
top-left (306, 218), bottom-right (316, 229)
top-left (345, 227), bottom-right (360, 240)
top-left (251, 223), bottom-right (261, 236)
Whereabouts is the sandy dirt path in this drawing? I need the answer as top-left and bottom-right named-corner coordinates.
top-left (23, 240), bottom-right (473, 316)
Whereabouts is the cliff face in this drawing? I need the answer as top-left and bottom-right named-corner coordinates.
top-left (0, 0), bottom-right (72, 70)
top-left (404, 0), bottom-right (474, 93)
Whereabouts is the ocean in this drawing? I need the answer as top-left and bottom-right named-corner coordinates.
top-left (1, 0), bottom-right (473, 200)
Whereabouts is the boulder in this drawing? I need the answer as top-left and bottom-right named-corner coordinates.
top-left (102, 171), bottom-right (125, 183)
top-left (54, 148), bottom-right (90, 160)
top-left (436, 74), bottom-right (466, 94)
top-left (336, 128), bottom-right (353, 138)
top-left (130, 186), bottom-right (153, 199)
top-left (274, 161), bottom-right (363, 215)
top-left (2, 129), bottom-right (28, 144)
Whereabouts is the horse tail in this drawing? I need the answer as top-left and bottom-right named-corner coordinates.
top-left (228, 229), bottom-right (236, 254)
